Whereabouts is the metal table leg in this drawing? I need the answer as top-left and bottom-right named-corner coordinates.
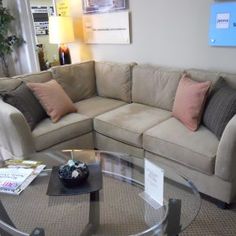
top-left (165, 198), bottom-right (182, 236)
top-left (81, 190), bottom-right (100, 236)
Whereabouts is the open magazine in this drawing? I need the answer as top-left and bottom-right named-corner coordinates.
top-left (0, 160), bottom-right (46, 195)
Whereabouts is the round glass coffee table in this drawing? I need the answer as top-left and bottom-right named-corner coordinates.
top-left (0, 150), bottom-right (201, 236)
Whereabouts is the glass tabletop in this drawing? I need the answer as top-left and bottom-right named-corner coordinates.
top-left (0, 150), bottom-right (201, 236)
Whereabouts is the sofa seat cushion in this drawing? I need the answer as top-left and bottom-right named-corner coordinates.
top-left (94, 103), bottom-right (171, 147)
top-left (32, 113), bottom-right (92, 151)
top-left (74, 96), bottom-right (126, 118)
top-left (143, 117), bottom-right (219, 175)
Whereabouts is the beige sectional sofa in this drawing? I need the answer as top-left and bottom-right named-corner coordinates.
top-left (0, 61), bottom-right (236, 205)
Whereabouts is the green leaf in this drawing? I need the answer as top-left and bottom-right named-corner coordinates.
top-left (0, 6), bottom-right (23, 58)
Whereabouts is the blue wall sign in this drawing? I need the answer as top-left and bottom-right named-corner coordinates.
top-left (209, 2), bottom-right (236, 46)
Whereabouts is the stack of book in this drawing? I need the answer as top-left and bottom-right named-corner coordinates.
top-left (0, 160), bottom-right (46, 195)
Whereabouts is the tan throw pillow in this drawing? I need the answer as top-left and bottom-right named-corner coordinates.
top-left (172, 74), bottom-right (211, 131)
top-left (27, 80), bottom-right (77, 123)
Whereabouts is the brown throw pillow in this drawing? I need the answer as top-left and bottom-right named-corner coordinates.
top-left (203, 77), bottom-right (236, 139)
top-left (27, 80), bottom-right (77, 123)
top-left (2, 82), bottom-right (47, 130)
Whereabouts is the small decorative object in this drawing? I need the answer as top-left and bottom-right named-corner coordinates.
top-left (48, 16), bottom-right (74, 65)
top-left (58, 160), bottom-right (89, 187)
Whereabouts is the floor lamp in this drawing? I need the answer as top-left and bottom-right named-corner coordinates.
top-left (49, 16), bottom-right (75, 65)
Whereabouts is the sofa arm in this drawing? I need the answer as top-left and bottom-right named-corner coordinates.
top-left (215, 115), bottom-right (236, 182)
top-left (0, 99), bottom-right (35, 159)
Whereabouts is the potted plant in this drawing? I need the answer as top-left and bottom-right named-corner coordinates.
top-left (0, 2), bottom-right (24, 77)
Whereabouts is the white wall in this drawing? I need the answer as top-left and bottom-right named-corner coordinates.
top-left (2, 0), bottom-right (236, 76)
top-left (71, 0), bottom-right (236, 73)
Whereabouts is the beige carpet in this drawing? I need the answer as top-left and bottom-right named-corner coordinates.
top-left (181, 198), bottom-right (236, 236)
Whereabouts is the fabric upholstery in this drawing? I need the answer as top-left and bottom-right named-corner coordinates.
top-left (95, 132), bottom-right (144, 158)
top-left (46, 133), bottom-right (94, 151)
top-left (143, 117), bottom-right (219, 175)
top-left (1, 61), bottom-right (236, 205)
top-left (132, 65), bottom-right (182, 111)
top-left (0, 99), bottom-right (35, 158)
top-left (27, 80), bottom-right (77, 123)
top-left (186, 69), bottom-right (219, 84)
top-left (32, 113), bottom-right (92, 151)
top-left (145, 151), bottom-right (233, 204)
top-left (172, 74), bottom-right (211, 131)
top-left (203, 78), bottom-right (236, 139)
top-left (2, 82), bottom-right (47, 130)
top-left (51, 61), bottom-right (96, 102)
top-left (215, 115), bottom-right (236, 181)
top-left (219, 72), bottom-right (236, 89)
top-left (13, 71), bottom-right (52, 83)
top-left (94, 103), bottom-right (171, 147)
top-left (95, 61), bottom-right (134, 102)
top-left (0, 78), bottom-right (22, 93)
top-left (74, 96), bottom-right (126, 118)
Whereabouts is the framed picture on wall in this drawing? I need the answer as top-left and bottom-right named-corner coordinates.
top-left (31, 6), bottom-right (54, 36)
top-left (83, 11), bottom-right (130, 44)
top-left (82, 0), bottom-right (127, 14)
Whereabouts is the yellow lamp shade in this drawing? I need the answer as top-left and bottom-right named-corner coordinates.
top-left (49, 16), bottom-right (75, 44)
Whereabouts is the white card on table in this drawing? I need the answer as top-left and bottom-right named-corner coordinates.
top-left (144, 159), bottom-right (164, 206)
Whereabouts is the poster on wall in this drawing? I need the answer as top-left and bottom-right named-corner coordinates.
top-left (82, 0), bottom-right (127, 14)
top-left (56, 0), bottom-right (70, 16)
top-left (209, 2), bottom-right (236, 46)
top-left (31, 6), bottom-right (54, 36)
top-left (83, 11), bottom-right (130, 44)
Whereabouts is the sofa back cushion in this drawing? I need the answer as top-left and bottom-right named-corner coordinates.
top-left (13, 71), bottom-right (52, 83)
top-left (219, 72), bottom-right (236, 89)
top-left (185, 69), bottom-right (236, 91)
top-left (95, 61), bottom-right (134, 103)
top-left (132, 65), bottom-right (182, 111)
top-left (0, 77), bottom-right (22, 93)
top-left (51, 61), bottom-right (96, 102)
top-left (186, 69), bottom-right (219, 85)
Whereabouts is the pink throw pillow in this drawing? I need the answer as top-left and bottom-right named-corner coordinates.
top-left (172, 74), bottom-right (211, 131)
top-left (27, 80), bottom-right (77, 123)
